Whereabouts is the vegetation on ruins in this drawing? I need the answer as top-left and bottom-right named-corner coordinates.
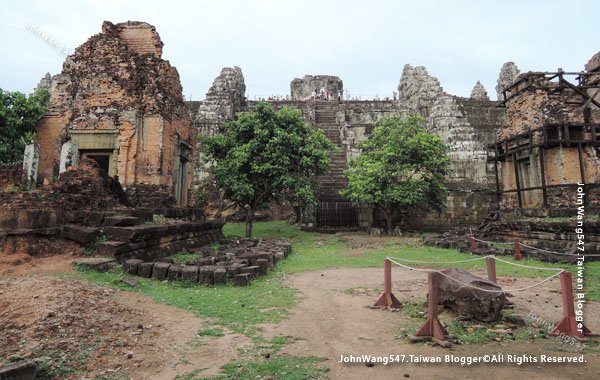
top-left (201, 102), bottom-right (335, 237)
top-left (0, 88), bottom-right (49, 164)
top-left (342, 114), bottom-right (451, 234)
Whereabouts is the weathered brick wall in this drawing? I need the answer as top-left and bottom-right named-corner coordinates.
top-left (36, 21), bottom-right (194, 205)
top-left (498, 54), bottom-right (600, 212)
top-left (0, 164), bottom-right (23, 191)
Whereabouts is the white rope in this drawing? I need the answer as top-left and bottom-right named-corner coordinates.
top-left (518, 242), bottom-right (600, 257)
top-left (492, 256), bottom-right (564, 272)
top-left (386, 256), bottom-right (564, 294)
top-left (385, 255), bottom-right (488, 264)
top-left (518, 242), bottom-right (574, 255)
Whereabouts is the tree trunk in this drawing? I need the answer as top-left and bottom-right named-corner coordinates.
top-left (245, 206), bottom-right (254, 238)
top-left (384, 208), bottom-right (392, 235)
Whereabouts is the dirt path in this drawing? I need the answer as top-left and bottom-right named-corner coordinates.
top-left (0, 266), bottom-right (251, 379)
top-left (263, 267), bottom-right (600, 380)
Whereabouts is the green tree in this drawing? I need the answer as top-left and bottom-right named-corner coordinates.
top-left (0, 88), bottom-right (50, 164)
top-left (341, 114), bottom-right (451, 234)
top-left (202, 102), bottom-right (335, 237)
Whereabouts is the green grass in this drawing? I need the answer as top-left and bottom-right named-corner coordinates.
top-left (215, 355), bottom-right (327, 380)
top-left (169, 252), bottom-right (204, 264)
top-left (445, 320), bottom-right (547, 345)
top-left (76, 221), bottom-right (600, 339)
top-left (223, 222), bottom-right (600, 301)
top-left (77, 267), bottom-right (295, 337)
top-left (70, 221), bottom-right (600, 378)
top-left (197, 327), bottom-right (226, 337)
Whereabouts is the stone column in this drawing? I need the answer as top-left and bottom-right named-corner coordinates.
top-left (22, 143), bottom-right (40, 190)
top-left (59, 142), bottom-right (78, 174)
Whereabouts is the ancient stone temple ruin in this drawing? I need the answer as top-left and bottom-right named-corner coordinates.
top-left (36, 21), bottom-right (195, 206)
top-left (0, 21), bottom-right (226, 262)
top-left (489, 54), bottom-right (600, 215)
top-left (190, 65), bottom-right (504, 231)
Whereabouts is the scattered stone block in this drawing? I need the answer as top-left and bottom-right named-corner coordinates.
top-left (138, 262), bottom-right (154, 278)
top-left (274, 252), bottom-right (285, 263)
top-left (0, 360), bottom-right (36, 380)
top-left (240, 266), bottom-right (259, 279)
top-left (122, 278), bottom-right (139, 287)
top-left (152, 262), bottom-right (171, 280)
top-left (181, 265), bottom-right (199, 281)
top-left (61, 224), bottom-right (99, 243)
top-left (167, 264), bottom-right (183, 280)
top-left (195, 257), bottom-right (215, 266)
top-left (227, 263), bottom-right (245, 276)
top-left (124, 259), bottom-right (143, 275)
top-left (104, 215), bottom-right (139, 226)
top-left (199, 266), bottom-right (214, 285)
top-left (73, 258), bottom-right (116, 272)
top-left (256, 259), bottom-right (268, 276)
top-left (233, 273), bottom-right (251, 286)
top-left (214, 268), bottom-right (227, 284)
top-left (97, 241), bottom-right (127, 257)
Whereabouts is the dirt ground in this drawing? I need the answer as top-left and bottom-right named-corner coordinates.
top-left (263, 267), bottom-right (600, 380)
top-left (0, 270), bottom-right (251, 379)
top-left (1, 247), bottom-right (599, 379)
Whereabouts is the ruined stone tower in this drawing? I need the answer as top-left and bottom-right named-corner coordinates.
top-left (35, 21), bottom-right (195, 206)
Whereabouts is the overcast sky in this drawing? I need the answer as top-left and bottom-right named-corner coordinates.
top-left (1, 0), bottom-right (598, 101)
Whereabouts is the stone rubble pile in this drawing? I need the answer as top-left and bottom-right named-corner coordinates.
top-left (123, 237), bottom-right (292, 286)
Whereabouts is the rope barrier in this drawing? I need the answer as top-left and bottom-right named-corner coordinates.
top-left (386, 256), bottom-right (564, 294)
top-left (469, 234), bottom-right (600, 258)
top-left (492, 256), bottom-right (564, 272)
top-left (385, 255), bottom-right (488, 264)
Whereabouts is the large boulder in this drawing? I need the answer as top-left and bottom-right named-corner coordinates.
top-left (437, 268), bottom-right (505, 322)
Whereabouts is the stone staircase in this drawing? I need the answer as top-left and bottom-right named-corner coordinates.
top-left (314, 102), bottom-right (348, 200)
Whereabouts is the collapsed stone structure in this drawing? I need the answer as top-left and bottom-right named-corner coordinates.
top-left (123, 237), bottom-right (292, 286)
top-left (191, 64), bottom-right (504, 231)
top-left (0, 21), bottom-right (223, 261)
top-left (36, 21), bottom-right (195, 206)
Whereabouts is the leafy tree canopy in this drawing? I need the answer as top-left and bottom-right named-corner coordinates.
top-left (202, 102), bottom-right (335, 237)
top-left (341, 114), bottom-right (451, 233)
top-left (0, 88), bottom-right (49, 165)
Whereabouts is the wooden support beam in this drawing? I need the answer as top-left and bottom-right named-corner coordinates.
top-left (513, 153), bottom-right (522, 208)
top-left (539, 147), bottom-right (548, 208)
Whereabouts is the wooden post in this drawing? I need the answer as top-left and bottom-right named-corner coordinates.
top-left (469, 236), bottom-right (477, 251)
top-left (373, 258), bottom-right (402, 308)
top-left (486, 256), bottom-right (497, 284)
top-left (514, 238), bottom-right (523, 260)
top-left (550, 271), bottom-right (597, 340)
top-left (415, 272), bottom-right (448, 343)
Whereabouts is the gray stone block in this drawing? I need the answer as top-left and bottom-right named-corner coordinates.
top-left (214, 268), bottom-right (227, 284)
top-left (199, 266), bottom-right (214, 285)
top-left (152, 262), bottom-right (171, 280)
top-left (181, 265), bottom-right (199, 281)
top-left (124, 259), bottom-right (143, 275)
top-left (233, 273), bottom-right (251, 286)
top-left (256, 259), bottom-right (268, 276)
top-left (138, 262), bottom-right (154, 278)
top-left (167, 264), bottom-right (183, 280)
top-left (0, 360), bottom-right (36, 380)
